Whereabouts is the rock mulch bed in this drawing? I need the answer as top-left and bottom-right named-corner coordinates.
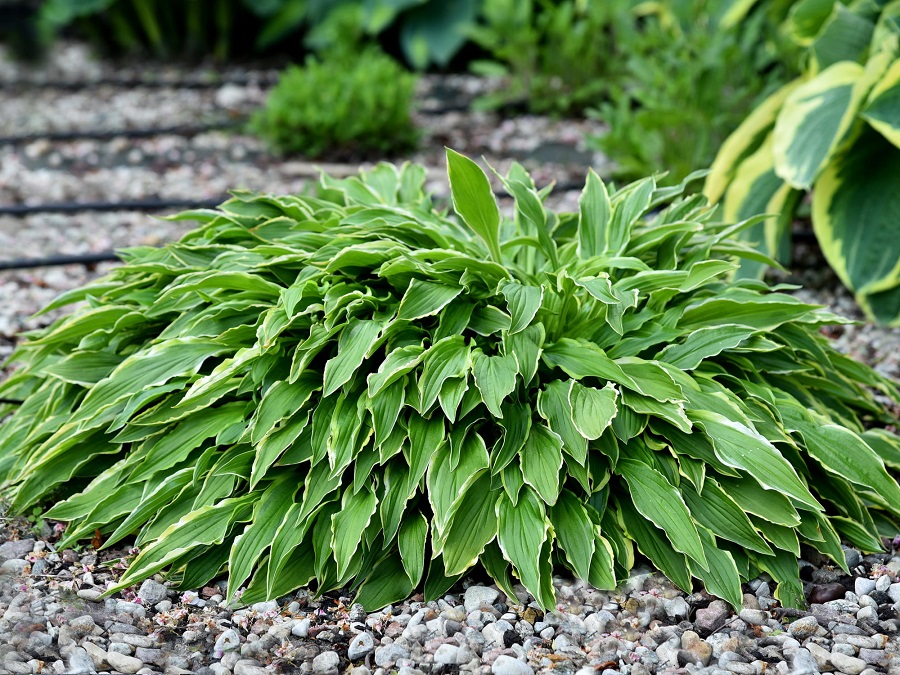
top-left (1, 519), bottom-right (900, 675)
top-left (1, 40), bottom-right (899, 675)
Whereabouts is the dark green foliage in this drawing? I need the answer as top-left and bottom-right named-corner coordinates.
top-left (249, 48), bottom-right (418, 159)
top-left (588, 1), bottom-right (797, 183)
top-left (0, 153), bottom-right (898, 612)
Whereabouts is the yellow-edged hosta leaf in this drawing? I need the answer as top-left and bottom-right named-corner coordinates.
top-left (773, 61), bottom-right (865, 190)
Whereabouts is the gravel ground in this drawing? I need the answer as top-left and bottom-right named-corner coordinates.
top-left (1, 41), bottom-right (899, 674)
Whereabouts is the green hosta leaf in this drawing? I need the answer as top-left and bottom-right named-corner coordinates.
top-left (497, 486), bottom-right (555, 609)
top-left (618, 458), bottom-right (707, 568)
top-left (323, 319), bottom-right (385, 397)
top-left (446, 149), bottom-right (502, 262)
top-left (228, 475), bottom-right (298, 597)
top-left (569, 382), bottom-right (618, 440)
top-left (863, 59), bottom-right (900, 150)
top-left (398, 513), bottom-right (428, 587)
top-left (773, 61), bottom-right (865, 190)
top-left (472, 350), bottom-right (518, 418)
top-left (796, 422), bottom-right (900, 506)
top-left (398, 279), bottom-right (463, 321)
top-left (368, 345), bottom-right (425, 397)
top-left (588, 532), bottom-right (617, 590)
top-left (440, 470), bottom-right (499, 576)
top-left (107, 495), bottom-right (255, 595)
top-left (549, 490), bottom-right (595, 581)
top-left (520, 424), bottom-right (564, 506)
top-left (577, 168), bottom-right (612, 258)
top-left (492, 402), bottom-right (531, 474)
top-left (618, 498), bottom-right (692, 592)
top-left (812, 128), bottom-right (900, 324)
top-left (504, 323), bottom-right (544, 385)
top-left (691, 411), bottom-right (821, 510)
top-left (538, 380), bottom-right (587, 464)
top-left (657, 326), bottom-right (757, 371)
top-left (419, 336), bottom-right (470, 412)
top-left (500, 281), bottom-right (543, 334)
top-left (355, 551), bottom-right (414, 611)
top-left (332, 485), bottom-right (378, 579)
top-left (690, 528), bottom-right (744, 610)
top-left (681, 479), bottom-right (772, 555)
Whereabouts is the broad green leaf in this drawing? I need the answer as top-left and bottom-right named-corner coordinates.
top-left (228, 475), bottom-right (298, 596)
top-left (812, 128), bottom-right (900, 324)
top-left (398, 513), bottom-right (428, 587)
top-left (690, 528), bottom-right (743, 610)
top-left (332, 486), bottom-right (378, 579)
top-left (418, 336), bottom-right (470, 412)
top-left (520, 424), bottom-right (564, 505)
top-left (577, 168), bottom-right (612, 258)
top-left (500, 281), bottom-right (543, 334)
top-left (446, 149), bottom-right (502, 262)
top-left (657, 326), bottom-right (756, 370)
top-left (492, 402), bottom-right (531, 474)
top-left (497, 487), bottom-right (555, 609)
top-left (368, 345), bottom-right (425, 397)
top-left (472, 350), bottom-right (518, 418)
top-left (681, 479), bottom-right (772, 555)
top-left (354, 552), bottom-right (414, 611)
top-left (569, 382), bottom-right (618, 440)
top-left (549, 490), bottom-right (595, 581)
top-left (691, 411), bottom-right (821, 510)
top-left (619, 458), bottom-right (707, 568)
top-left (618, 498), bottom-right (693, 592)
top-left (441, 471), bottom-right (499, 576)
top-left (538, 380), bottom-right (587, 464)
top-left (323, 319), bottom-right (384, 396)
top-left (863, 58), bottom-right (900, 149)
top-left (774, 61), bottom-right (865, 190)
top-left (107, 495), bottom-right (255, 594)
top-left (398, 279), bottom-right (463, 321)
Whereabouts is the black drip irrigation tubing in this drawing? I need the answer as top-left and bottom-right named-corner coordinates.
top-left (0, 197), bottom-right (226, 216)
top-left (0, 74), bottom-right (281, 90)
top-left (0, 121), bottom-right (242, 145)
top-left (0, 251), bottom-right (119, 271)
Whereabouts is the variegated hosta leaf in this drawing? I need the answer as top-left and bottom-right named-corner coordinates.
top-left (0, 150), bottom-right (897, 614)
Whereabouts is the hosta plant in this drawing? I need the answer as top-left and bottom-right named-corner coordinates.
top-left (1, 151), bottom-right (900, 611)
top-left (705, 0), bottom-right (900, 325)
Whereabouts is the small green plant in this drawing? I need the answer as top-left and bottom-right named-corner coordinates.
top-left (589, 1), bottom-right (796, 183)
top-left (468, 0), bottom-right (626, 116)
top-left (249, 47), bottom-right (418, 160)
top-left (706, 0), bottom-right (900, 324)
top-left (0, 152), bottom-right (898, 611)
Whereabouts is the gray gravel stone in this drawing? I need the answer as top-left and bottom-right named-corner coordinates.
top-left (433, 644), bottom-right (461, 665)
top-left (695, 601), bottom-right (730, 634)
top-left (0, 539), bottom-right (34, 562)
top-left (347, 633), bottom-right (374, 661)
top-left (137, 579), bottom-right (168, 604)
top-left (491, 655), bottom-right (534, 675)
top-left (67, 615), bottom-right (96, 638)
top-left (464, 585), bottom-right (499, 612)
top-left (312, 651), bottom-right (340, 675)
top-left (63, 647), bottom-right (97, 674)
top-left (291, 617), bottom-right (310, 637)
top-left (214, 629), bottom-right (241, 657)
top-left (788, 616), bottom-right (820, 640)
top-left (738, 609), bottom-right (767, 626)
top-left (855, 578), bottom-right (876, 596)
top-left (105, 651), bottom-right (143, 674)
top-left (830, 652), bottom-right (867, 675)
top-left (788, 647), bottom-right (819, 674)
top-left (374, 644), bottom-right (409, 667)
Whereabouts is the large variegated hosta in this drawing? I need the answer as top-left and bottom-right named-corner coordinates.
top-left (1, 150), bottom-right (899, 611)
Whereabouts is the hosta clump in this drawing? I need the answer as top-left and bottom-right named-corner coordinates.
top-left (1, 151), bottom-right (900, 611)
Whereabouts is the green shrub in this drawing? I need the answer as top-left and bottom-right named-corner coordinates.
top-left (1, 151), bottom-right (899, 610)
top-left (588, 1), bottom-right (796, 183)
top-left (468, 0), bottom-right (625, 116)
top-left (249, 48), bottom-right (418, 159)
top-left (706, 0), bottom-right (900, 325)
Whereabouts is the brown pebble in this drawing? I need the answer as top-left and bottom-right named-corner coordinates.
top-left (808, 583), bottom-right (847, 604)
top-left (521, 607), bottom-right (543, 625)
